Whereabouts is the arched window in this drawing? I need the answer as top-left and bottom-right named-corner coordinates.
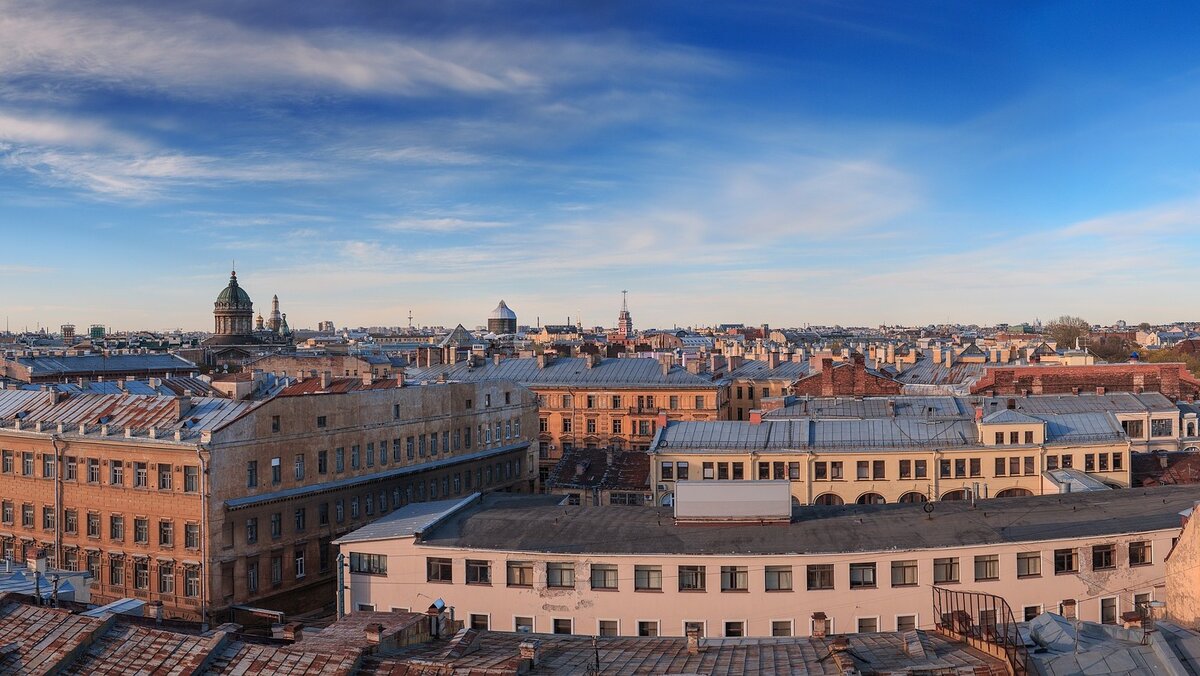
top-left (898, 491), bottom-right (928, 503)
top-left (856, 492), bottom-right (886, 505)
top-left (995, 488), bottom-right (1033, 498)
top-left (941, 489), bottom-right (970, 501)
top-left (813, 493), bottom-right (844, 506)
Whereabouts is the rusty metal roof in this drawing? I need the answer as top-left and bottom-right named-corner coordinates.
top-left (0, 389), bottom-right (255, 443)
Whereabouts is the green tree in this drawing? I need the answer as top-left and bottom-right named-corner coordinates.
top-left (1141, 348), bottom-right (1200, 377)
top-left (1046, 315), bottom-right (1090, 348)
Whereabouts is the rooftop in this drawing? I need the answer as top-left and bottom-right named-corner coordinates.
top-left (403, 485), bottom-right (1200, 556)
top-left (407, 356), bottom-right (719, 389)
top-left (545, 446), bottom-right (652, 491)
top-left (7, 352), bottom-right (197, 377)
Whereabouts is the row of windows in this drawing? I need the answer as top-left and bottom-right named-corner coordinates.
top-left (0, 502), bottom-right (199, 548)
top-left (465, 615), bottom-right (834, 638)
top-left (548, 417), bottom-right (657, 436)
top-left (418, 543), bottom-right (1153, 592)
top-left (273, 393), bottom-right (516, 434)
top-left (541, 394), bottom-right (709, 411)
top-left (659, 452), bottom-right (1126, 484)
top-left (242, 547), bottom-right (326, 593)
top-left (0, 540), bottom-right (202, 598)
top-left (233, 460), bottom-right (523, 545)
top-left (0, 452), bottom-right (199, 491)
top-left (248, 420), bottom-right (521, 488)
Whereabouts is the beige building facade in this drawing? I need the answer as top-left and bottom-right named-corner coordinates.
top-left (336, 487), bottom-right (1195, 639)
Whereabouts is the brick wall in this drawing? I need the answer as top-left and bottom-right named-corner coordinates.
top-left (792, 356), bottom-right (903, 397)
top-left (971, 363), bottom-right (1200, 400)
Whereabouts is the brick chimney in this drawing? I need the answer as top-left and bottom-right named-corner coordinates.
top-left (283, 622), bottom-right (304, 642)
top-left (365, 623), bottom-right (385, 644)
top-left (811, 612), bottom-right (828, 638)
top-left (519, 639), bottom-right (541, 668)
top-left (749, 410), bottom-right (763, 425)
top-left (362, 372), bottom-right (374, 386)
top-left (1061, 599), bottom-right (1076, 620)
top-left (686, 627), bottom-right (701, 655)
top-left (320, 371), bottom-right (332, 389)
top-left (767, 352), bottom-right (781, 369)
top-left (26, 547), bottom-right (47, 573)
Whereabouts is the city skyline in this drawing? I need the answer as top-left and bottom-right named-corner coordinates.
top-left (4, 1), bottom-right (1200, 329)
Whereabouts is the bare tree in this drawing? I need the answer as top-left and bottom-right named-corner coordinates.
top-left (1046, 315), bottom-right (1090, 348)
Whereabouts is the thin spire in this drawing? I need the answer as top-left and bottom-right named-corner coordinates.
top-left (621, 290), bottom-right (628, 312)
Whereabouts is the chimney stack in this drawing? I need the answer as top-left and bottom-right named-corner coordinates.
top-left (320, 371), bottom-right (332, 389)
top-left (283, 622), bottom-right (304, 642)
top-left (686, 628), bottom-right (701, 655)
top-left (811, 612), bottom-right (828, 638)
top-left (749, 410), bottom-right (763, 425)
top-left (364, 623), bottom-right (385, 644)
top-left (519, 639), bottom-right (541, 668)
top-left (1061, 599), bottom-right (1077, 620)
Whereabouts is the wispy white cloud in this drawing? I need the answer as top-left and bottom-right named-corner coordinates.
top-left (376, 217), bottom-right (509, 233)
top-left (0, 2), bottom-right (721, 101)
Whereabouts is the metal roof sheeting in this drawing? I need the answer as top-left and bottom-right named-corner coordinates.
top-left (12, 353), bottom-right (196, 376)
top-left (407, 356), bottom-right (719, 389)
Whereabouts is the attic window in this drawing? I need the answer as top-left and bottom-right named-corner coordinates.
top-left (98, 415), bottom-right (112, 425)
top-left (16, 411), bottom-right (29, 420)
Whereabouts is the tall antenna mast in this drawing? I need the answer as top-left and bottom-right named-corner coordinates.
top-left (408, 310), bottom-right (413, 329)
top-left (621, 290), bottom-right (628, 312)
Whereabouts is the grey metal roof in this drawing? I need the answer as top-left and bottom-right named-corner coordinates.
top-left (892, 357), bottom-right (989, 386)
top-left (977, 392), bottom-right (1177, 415)
top-left (1042, 412), bottom-right (1126, 444)
top-left (981, 409), bottom-right (1043, 424)
top-left (407, 357), bottom-right (718, 390)
top-left (723, 360), bottom-right (811, 382)
top-left (12, 353), bottom-right (196, 376)
top-left (765, 396), bottom-right (964, 420)
top-left (334, 495), bottom-right (482, 544)
top-left (414, 485), bottom-right (1200, 556)
top-left (11, 377), bottom-right (219, 397)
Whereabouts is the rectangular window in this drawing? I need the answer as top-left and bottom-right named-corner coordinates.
top-left (515, 617), bottom-right (534, 633)
top-left (185, 523), bottom-right (200, 549)
top-left (974, 555), bottom-right (999, 581)
top-left (1099, 454), bottom-right (1109, 471)
top-left (660, 462), bottom-right (674, 480)
top-left (1085, 454), bottom-right (1095, 471)
top-left (271, 556), bottom-right (282, 585)
top-left (1025, 456), bottom-right (1035, 475)
top-left (1101, 597), bottom-right (1118, 624)
top-left (830, 461), bottom-right (843, 479)
top-left (995, 431), bottom-right (1005, 444)
top-left (185, 568), bottom-right (200, 598)
top-left (771, 620), bottom-right (792, 637)
top-left (0, 450), bottom-right (10, 474)
top-left (1017, 552), bottom-right (1041, 577)
top-left (462, 559), bottom-right (490, 585)
top-left (22, 452), bottom-right (33, 476)
top-left (88, 458), bottom-right (100, 483)
top-left (995, 457), bottom-right (1006, 476)
top-left (507, 561), bottom-right (534, 587)
top-left (1009, 431), bottom-right (1019, 444)
top-left (64, 509), bottom-right (76, 534)
top-left (135, 517), bottom-right (149, 544)
top-left (897, 615), bottom-right (917, 631)
top-left (183, 465), bottom-right (198, 492)
top-left (720, 566), bottom-right (748, 592)
top-left (1113, 453), bottom-right (1123, 471)
top-left (26, 504), bottom-right (38, 529)
top-left (349, 552), bottom-right (387, 574)
top-left (158, 463), bottom-right (173, 490)
top-left (634, 565), bottom-right (662, 591)
top-left (1047, 455), bottom-right (1059, 470)
top-left (109, 557), bottom-right (125, 586)
top-left (1129, 541), bottom-right (1151, 566)
top-left (856, 461), bottom-right (869, 480)
top-left (891, 560), bottom-right (918, 587)
top-left (954, 458), bottom-right (966, 477)
top-left (351, 445), bottom-right (361, 469)
top-left (159, 520), bottom-right (174, 546)
top-left (872, 460), bottom-right (885, 479)
top-left (159, 562), bottom-right (175, 594)
top-left (246, 561), bottom-right (259, 592)
top-left (246, 461), bottom-right (258, 488)
top-left (85, 512), bottom-right (100, 537)
top-left (547, 562), bottom-right (575, 588)
top-left (857, 617), bottom-right (878, 633)
top-left (702, 462), bottom-right (715, 480)
top-left (66, 456), bottom-right (77, 481)
top-left (553, 618), bottom-right (572, 635)
top-left (1092, 544), bottom-right (1116, 570)
top-left (914, 460), bottom-right (927, 478)
top-left (765, 565), bottom-right (792, 591)
top-left (294, 454), bottom-right (305, 480)
top-left (1024, 430), bottom-right (1034, 444)
top-left (1060, 547), bottom-right (1080, 573)
top-left (271, 512), bottom-right (282, 538)
top-left (899, 459), bottom-right (911, 479)
top-left (1061, 454), bottom-right (1073, 468)
top-left (724, 621), bottom-right (744, 637)
top-left (814, 462), bottom-right (828, 481)
top-left (969, 458), bottom-right (981, 477)
top-left (426, 557), bottom-right (453, 582)
top-left (135, 560), bottom-right (149, 590)
top-left (849, 563), bottom-right (876, 589)
top-left (676, 462), bottom-right (689, 480)
top-left (638, 621), bottom-right (659, 637)
top-left (109, 514), bottom-right (124, 540)
top-left (1009, 457), bottom-right (1021, 476)
top-left (678, 565), bottom-right (706, 591)
top-left (598, 619), bottom-right (618, 636)
top-left (806, 564), bottom-right (835, 590)
top-left (933, 557), bottom-right (959, 584)
top-left (245, 518), bottom-right (258, 544)
top-left (42, 455), bottom-right (54, 478)
top-left (294, 508), bottom-right (306, 531)
top-left (939, 459), bottom-right (951, 478)
top-left (1151, 418), bottom-right (1173, 437)
top-left (591, 564), bottom-right (618, 590)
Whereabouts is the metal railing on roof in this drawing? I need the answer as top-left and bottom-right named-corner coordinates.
top-left (933, 585), bottom-right (1029, 675)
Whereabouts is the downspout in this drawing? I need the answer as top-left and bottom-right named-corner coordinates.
top-left (336, 552), bottom-right (346, 619)
top-left (51, 434), bottom-right (63, 569)
top-left (196, 444), bottom-right (212, 631)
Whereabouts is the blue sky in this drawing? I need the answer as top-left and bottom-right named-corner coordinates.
top-left (3, 1), bottom-right (1200, 332)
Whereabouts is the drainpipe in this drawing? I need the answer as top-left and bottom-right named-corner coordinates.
top-left (196, 444), bottom-right (212, 631)
top-left (336, 553), bottom-right (346, 619)
top-left (51, 435), bottom-right (63, 570)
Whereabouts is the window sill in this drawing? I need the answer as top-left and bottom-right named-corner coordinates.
top-left (765, 588), bottom-right (793, 593)
top-left (849, 586), bottom-right (877, 590)
top-left (466, 582), bottom-right (493, 587)
top-left (1017, 574), bottom-right (1041, 580)
top-left (1130, 562), bottom-right (1152, 568)
top-left (679, 589), bottom-right (708, 593)
top-left (974, 578), bottom-right (999, 583)
top-left (891, 583), bottom-right (919, 588)
top-left (634, 588), bottom-right (663, 593)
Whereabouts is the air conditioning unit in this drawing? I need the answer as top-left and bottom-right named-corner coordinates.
top-left (657, 484), bottom-right (667, 491)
